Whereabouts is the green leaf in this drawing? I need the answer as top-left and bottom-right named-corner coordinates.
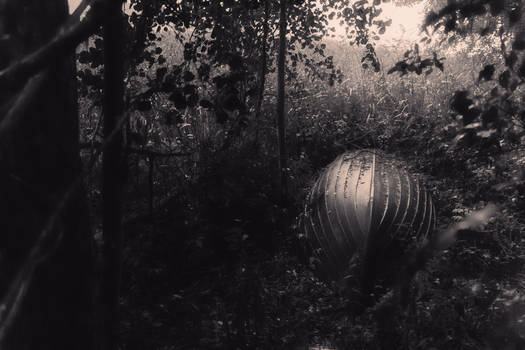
top-left (420, 58), bottom-right (433, 68)
top-left (512, 36), bottom-right (525, 50)
top-left (499, 70), bottom-right (510, 88)
top-left (199, 99), bottom-right (215, 109)
top-left (94, 38), bottom-right (103, 49)
top-left (186, 92), bottom-right (199, 108)
top-left (183, 84), bottom-right (197, 95)
top-left (216, 110), bottom-right (229, 123)
top-left (78, 51), bottom-right (90, 64)
top-left (165, 110), bottom-right (182, 125)
top-left (136, 100), bottom-right (152, 112)
top-left (478, 65), bottom-right (495, 82)
top-left (169, 90), bottom-right (187, 109)
top-left (222, 94), bottom-right (243, 111)
top-left (489, 0), bottom-right (504, 15)
top-left (183, 71), bottom-right (195, 82)
top-left (228, 54), bottom-right (243, 70)
top-left (505, 51), bottom-right (517, 67)
top-left (463, 108), bottom-right (481, 125)
top-left (509, 6), bottom-right (522, 24)
top-left (156, 67), bottom-right (167, 79)
top-left (433, 52), bottom-right (444, 71)
top-left (480, 26), bottom-right (490, 36)
top-left (481, 106), bottom-right (498, 125)
top-left (451, 90), bottom-right (473, 115)
top-left (445, 17), bottom-right (456, 32)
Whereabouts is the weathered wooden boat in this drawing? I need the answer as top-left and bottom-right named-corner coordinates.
top-left (302, 149), bottom-right (436, 282)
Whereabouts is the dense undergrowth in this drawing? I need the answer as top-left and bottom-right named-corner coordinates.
top-left (79, 38), bottom-right (525, 349)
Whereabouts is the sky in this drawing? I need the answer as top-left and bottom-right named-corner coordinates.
top-left (68, 0), bottom-right (426, 43)
top-left (69, 0), bottom-right (82, 12)
top-left (329, 2), bottom-right (426, 43)
top-left (370, 2), bottom-right (426, 42)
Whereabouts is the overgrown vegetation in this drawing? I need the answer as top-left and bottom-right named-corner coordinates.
top-left (2, 0), bottom-right (525, 348)
top-left (90, 21), bottom-right (525, 349)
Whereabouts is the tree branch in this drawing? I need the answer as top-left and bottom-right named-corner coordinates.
top-left (0, 110), bottom-right (130, 346)
top-left (0, 0), bottom-right (102, 94)
top-left (0, 0), bottom-right (105, 142)
top-left (368, 204), bottom-right (499, 314)
top-left (80, 142), bottom-right (193, 157)
top-left (129, 147), bottom-right (193, 157)
top-left (0, 72), bottom-right (47, 143)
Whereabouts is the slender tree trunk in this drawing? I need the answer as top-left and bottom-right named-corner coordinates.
top-left (0, 1), bottom-right (95, 349)
top-left (277, 0), bottom-right (288, 228)
top-left (101, 1), bottom-right (126, 349)
top-left (254, 0), bottom-right (270, 142)
top-left (148, 154), bottom-right (155, 220)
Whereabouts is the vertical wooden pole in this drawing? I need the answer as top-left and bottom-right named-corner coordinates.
top-left (148, 154), bottom-right (154, 220)
top-left (101, 1), bottom-right (125, 349)
top-left (277, 0), bottom-right (288, 234)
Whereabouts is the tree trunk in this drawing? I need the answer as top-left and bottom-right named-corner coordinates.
top-left (0, 1), bottom-right (95, 349)
top-left (277, 0), bottom-right (288, 232)
top-left (254, 0), bottom-right (270, 142)
top-left (100, 1), bottom-right (126, 349)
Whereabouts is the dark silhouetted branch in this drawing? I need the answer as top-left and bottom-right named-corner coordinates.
top-left (0, 0), bottom-right (102, 94)
top-left (0, 110), bottom-right (129, 346)
top-left (80, 142), bottom-right (193, 157)
top-left (0, 0), bottom-right (103, 141)
top-left (0, 72), bottom-right (47, 143)
top-left (368, 204), bottom-right (498, 315)
top-left (128, 147), bottom-right (193, 157)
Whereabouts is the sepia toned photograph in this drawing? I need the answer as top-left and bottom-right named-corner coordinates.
top-left (0, 0), bottom-right (524, 348)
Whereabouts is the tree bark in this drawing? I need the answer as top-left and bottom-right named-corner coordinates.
top-left (148, 154), bottom-right (155, 220)
top-left (277, 0), bottom-right (288, 231)
top-left (254, 0), bottom-right (270, 142)
top-left (0, 1), bottom-right (95, 349)
top-left (0, 4), bottom-right (99, 94)
top-left (100, 1), bottom-right (126, 349)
